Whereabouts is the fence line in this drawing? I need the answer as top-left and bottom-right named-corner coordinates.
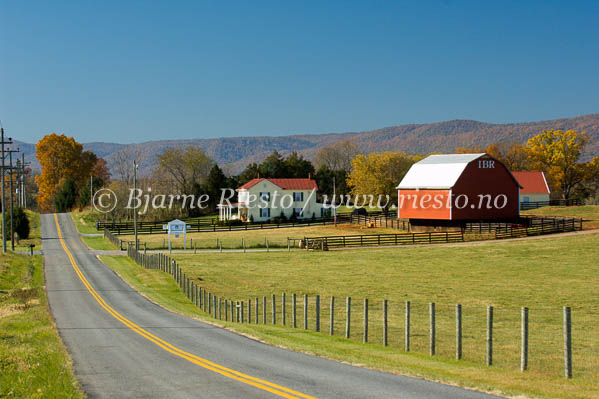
top-left (304, 231), bottom-right (464, 250)
top-left (125, 245), bottom-right (583, 379)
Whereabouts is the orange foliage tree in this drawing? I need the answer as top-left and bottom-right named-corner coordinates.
top-left (35, 133), bottom-right (98, 211)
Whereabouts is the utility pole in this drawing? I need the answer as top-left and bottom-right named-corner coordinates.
top-left (90, 175), bottom-right (93, 211)
top-left (0, 128), bottom-right (13, 253)
top-left (8, 149), bottom-right (20, 251)
top-left (133, 159), bottom-right (138, 250)
top-left (22, 153), bottom-right (28, 209)
top-left (333, 175), bottom-right (337, 226)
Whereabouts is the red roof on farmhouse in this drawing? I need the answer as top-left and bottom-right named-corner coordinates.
top-left (237, 178), bottom-right (318, 190)
top-left (512, 171), bottom-right (550, 194)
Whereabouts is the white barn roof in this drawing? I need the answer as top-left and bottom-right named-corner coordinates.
top-left (396, 153), bottom-right (486, 190)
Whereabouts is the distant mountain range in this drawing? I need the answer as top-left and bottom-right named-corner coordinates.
top-left (17, 113), bottom-right (599, 176)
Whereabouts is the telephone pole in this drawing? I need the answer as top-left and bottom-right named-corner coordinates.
top-left (133, 160), bottom-right (138, 250)
top-left (0, 128), bottom-right (13, 253)
top-left (7, 149), bottom-right (20, 251)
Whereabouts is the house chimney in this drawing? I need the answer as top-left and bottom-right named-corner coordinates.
top-left (308, 173), bottom-right (312, 179)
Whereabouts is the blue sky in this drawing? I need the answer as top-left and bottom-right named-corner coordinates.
top-left (2, 1), bottom-right (598, 144)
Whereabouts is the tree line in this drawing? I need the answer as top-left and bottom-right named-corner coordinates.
top-left (33, 129), bottom-right (598, 219)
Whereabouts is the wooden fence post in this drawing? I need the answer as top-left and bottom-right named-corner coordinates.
top-left (315, 295), bottom-right (320, 332)
top-left (304, 294), bottom-right (308, 330)
top-left (263, 296), bottom-right (267, 324)
top-left (292, 293), bottom-right (297, 328)
top-left (405, 301), bottom-right (410, 351)
top-left (563, 306), bottom-right (572, 378)
top-left (521, 307), bottom-right (528, 371)
top-left (382, 299), bottom-right (388, 346)
top-left (248, 298), bottom-right (251, 324)
top-left (456, 304), bottom-right (462, 360)
top-left (282, 293), bottom-right (286, 326)
top-left (218, 298), bottom-right (222, 320)
top-left (363, 298), bottom-right (368, 343)
top-left (240, 301), bottom-right (244, 323)
top-left (330, 296), bottom-right (335, 335)
top-left (255, 298), bottom-right (259, 324)
top-left (487, 306), bottom-right (493, 366)
top-left (272, 294), bottom-right (276, 325)
top-left (429, 302), bottom-right (436, 356)
top-left (345, 297), bottom-right (351, 339)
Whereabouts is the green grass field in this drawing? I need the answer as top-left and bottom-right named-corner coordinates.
top-left (0, 253), bottom-right (83, 398)
top-left (101, 231), bottom-right (599, 399)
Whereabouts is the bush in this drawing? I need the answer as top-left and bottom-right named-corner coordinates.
top-left (4, 207), bottom-right (30, 240)
top-left (14, 208), bottom-right (30, 240)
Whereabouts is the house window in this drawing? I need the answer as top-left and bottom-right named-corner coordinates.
top-left (260, 208), bottom-right (271, 218)
top-left (294, 207), bottom-right (303, 217)
top-left (260, 192), bottom-right (270, 202)
top-left (293, 192), bottom-right (303, 202)
top-left (523, 196), bottom-right (530, 203)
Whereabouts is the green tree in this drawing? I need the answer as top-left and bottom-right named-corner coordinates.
top-left (54, 178), bottom-right (77, 212)
top-left (259, 151), bottom-right (288, 178)
top-left (315, 165), bottom-right (348, 197)
top-left (284, 152), bottom-right (315, 178)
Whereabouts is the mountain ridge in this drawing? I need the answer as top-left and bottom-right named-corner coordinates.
top-left (17, 113), bottom-right (599, 176)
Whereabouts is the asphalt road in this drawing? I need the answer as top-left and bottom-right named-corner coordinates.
top-left (43, 213), bottom-right (502, 399)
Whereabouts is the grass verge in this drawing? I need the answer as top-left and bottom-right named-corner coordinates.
top-left (0, 253), bottom-right (83, 398)
top-left (102, 231), bottom-right (598, 399)
top-left (70, 209), bottom-right (102, 234)
top-left (79, 236), bottom-right (117, 251)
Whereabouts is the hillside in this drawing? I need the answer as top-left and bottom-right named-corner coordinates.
top-left (21, 113), bottom-right (599, 176)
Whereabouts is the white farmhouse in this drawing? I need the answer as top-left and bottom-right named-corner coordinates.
top-left (218, 178), bottom-right (324, 222)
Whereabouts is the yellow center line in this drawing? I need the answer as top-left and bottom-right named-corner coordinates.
top-left (53, 213), bottom-right (316, 399)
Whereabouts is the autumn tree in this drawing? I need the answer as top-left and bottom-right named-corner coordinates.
top-left (315, 140), bottom-right (359, 172)
top-left (35, 133), bottom-right (98, 211)
top-left (485, 142), bottom-right (531, 171)
top-left (526, 129), bottom-right (590, 199)
top-left (347, 152), bottom-right (420, 209)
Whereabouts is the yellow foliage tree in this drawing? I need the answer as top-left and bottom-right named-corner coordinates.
top-left (526, 129), bottom-right (589, 199)
top-left (35, 133), bottom-right (97, 211)
top-left (347, 152), bottom-right (420, 209)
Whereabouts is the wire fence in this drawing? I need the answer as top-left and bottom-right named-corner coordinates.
top-left (124, 246), bottom-right (597, 380)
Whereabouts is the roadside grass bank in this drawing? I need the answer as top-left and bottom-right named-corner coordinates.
top-left (70, 209), bottom-right (103, 234)
top-left (102, 233), bottom-right (599, 399)
top-left (80, 235), bottom-right (117, 250)
top-left (69, 211), bottom-right (118, 250)
top-left (0, 252), bottom-right (83, 398)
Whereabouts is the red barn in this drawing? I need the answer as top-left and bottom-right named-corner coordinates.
top-left (396, 153), bottom-right (522, 231)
